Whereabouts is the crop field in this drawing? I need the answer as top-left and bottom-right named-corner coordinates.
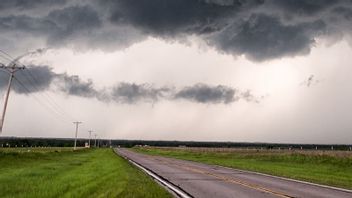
top-left (0, 148), bottom-right (171, 198)
top-left (133, 147), bottom-right (352, 189)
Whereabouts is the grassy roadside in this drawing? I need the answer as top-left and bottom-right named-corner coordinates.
top-left (0, 148), bottom-right (172, 198)
top-left (133, 147), bottom-right (352, 189)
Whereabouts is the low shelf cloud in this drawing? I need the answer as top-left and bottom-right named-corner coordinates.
top-left (0, 65), bottom-right (262, 104)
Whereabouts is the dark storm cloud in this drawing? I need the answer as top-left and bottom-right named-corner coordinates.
top-left (0, 65), bottom-right (99, 97)
top-left (0, 0), bottom-right (66, 11)
top-left (210, 14), bottom-right (326, 61)
top-left (0, 65), bottom-right (55, 94)
top-left (268, 0), bottom-right (339, 15)
top-left (0, 5), bottom-right (102, 48)
top-left (174, 84), bottom-right (236, 104)
top-left (111, 83), bottom-right (172, 104)
top-left (332, 6), bottom-right (352, 20)
top-left (56, 74), bottom-right (98, 98)
top-left (110, 83), bottom-right (263, 104)
top-left (0, 15), bottom-right (56, 33)
top-left (45, 5), bottom-right (102, 45)
top-left (100, 0), bottom-right (351, 60)
top-left (2, 0), bottom-right (352, 60)
top-left (107, 0), bottom-right (255, 36)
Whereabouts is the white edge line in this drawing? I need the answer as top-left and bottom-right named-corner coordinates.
top-left (114, 149), bottom-right (192, 198)
top-left (212, 164), bottom-right (352, 194)
top-left (128, 159), bottom-right (192, 198)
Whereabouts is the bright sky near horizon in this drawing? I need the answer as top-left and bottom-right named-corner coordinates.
top-left (0, 0), bottom-right (352, 144)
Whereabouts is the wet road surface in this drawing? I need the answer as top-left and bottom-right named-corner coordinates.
top-left (116, 148), bottom-right (352, 198)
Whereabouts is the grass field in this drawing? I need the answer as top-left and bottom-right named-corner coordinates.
top-left (133, 147), bottom-right (352, 189)
top-left (0, 148), bottom-right (172, 198)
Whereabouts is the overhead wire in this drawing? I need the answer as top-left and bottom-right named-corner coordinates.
top-left (0, 49), bottom-right (78, 124)
top-left (0, 49), bottom-right (14, 59)
top-left (0, 53), bottom-right (12, 63)
top-left (12, 75), bottom-right (71, 124)
top-left (22, 68), bottom-right (77, 121)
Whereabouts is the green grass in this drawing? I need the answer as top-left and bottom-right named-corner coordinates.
top-left (0, 148), bottom-right (172, 198)
top-left (133, 147), bottom-right (352, 189)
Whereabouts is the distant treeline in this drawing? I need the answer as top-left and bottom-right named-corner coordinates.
top-left (0, 137), bottom-right (351, 150)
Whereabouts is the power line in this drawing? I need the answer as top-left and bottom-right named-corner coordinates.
top-left (0, 49), bottom-right (77, 125)
top-left (13, 78), bottom-right (68, 123)
top-left (0, 54), bottom-right (12, 63)
top-left (21, 69), bottom-right (77, 121)
top-left (0, 49), bottom-right (85, 144)
top-left (13, 75), bottom-right (71, 123)
top-left (19, 71), bottom-right (67, 116)
top-left (11, 52), bottom-right (78, 122)
top-left (0, 49), bottom-right (15, 59)
top-left (12, 76), bottom-right (71, 124)
top-left (32, 76), bottom-right (76, 121)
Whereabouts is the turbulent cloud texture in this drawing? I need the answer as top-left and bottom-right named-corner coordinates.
top-left (0, 0), bottom-right (67, 11)
top-left (174, 84), bottom-right (236, 104)
top-left (57, 74), bottom-right (98, 98)
top-left (0, 65), bottom-right (54, 94)
top-left (1, 0), bottom-right (352, 60)
top-left (111, 83), bottom-right (172, 104)
top-left (0, 65), bottom-right (260, 104)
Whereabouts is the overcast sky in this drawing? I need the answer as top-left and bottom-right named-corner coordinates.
top-left (1, 0), bottom-right (352, 144)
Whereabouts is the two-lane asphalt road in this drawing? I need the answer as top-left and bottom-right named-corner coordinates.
top-left (116, 148), bottom-right (352, 198)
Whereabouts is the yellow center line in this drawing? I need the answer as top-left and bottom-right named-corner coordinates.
top-left (150, 156), bottom-right (295, 198)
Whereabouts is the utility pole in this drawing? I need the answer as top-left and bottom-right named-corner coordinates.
top-left (88, 130), bottom-right (93, 148)
top-left (73, 121), bottom-right (82, 150)
top-left (94, 134), bottom-right (97, 147)
top-left (0, 63), bottom-right (25, 133)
